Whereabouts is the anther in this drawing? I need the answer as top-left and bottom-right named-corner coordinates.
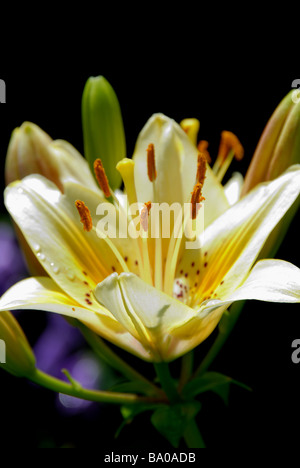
top-left (191, 183), bottom-right (205, 219)
top-left (94, 159), bottom-right (111, 197)
top-left (198, 140), bottom-right (212, 164)
top-left (196, 152), bottom-right (207, 186)
top-left (140, 201), bottom-right (152, 231)
top-left (75, 200), bottom-right (93, 232)
top-left (218, 131), bottom-right (244, 163)
top-left (147, 143), bottom-right (157, 182)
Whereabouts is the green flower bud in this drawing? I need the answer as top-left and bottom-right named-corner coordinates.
top-left (242, 90), bottom-right (300, 258)
top-left (82, 76), bottom-right (126, 189)
top-left (0, 311), bottom-right (36, 378)
top-left (242, 90), bottom-right (300, 195)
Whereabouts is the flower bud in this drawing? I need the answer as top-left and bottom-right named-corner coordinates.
top-left (82, 75), bottom-right (126, 190)
top-left (242, 90), bottom-right (300, 195)
top-left (5, 122), bottom-right (97, 193)
top-left (242, 90), bottom-right (300, 258)
top-left (0, 311), bottom-right (36, 377)
top-left (5, 122), bottom-right (60, 187)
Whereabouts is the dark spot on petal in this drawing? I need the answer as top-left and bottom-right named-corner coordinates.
top-left (124, 256), bottom-right (128, 262)
top-left (194, 282), bottom-right (198, 287)
top-left (191, 262), bottom-right (195, 267)
top-left (72, 307), bottom-right (75, 312)
top-left (204, 262), bottom-right (208, 268)
top-left (135, 260), bottom-right (139, 266)
top-left (185, 273), bottom-right (188, 278)
top-left (196, 270), bottom-right (200, 275)
top-left (83, 271), bottom-right (88, 276)
top-left (112, 266), bottom-right (116, 272)
top-left (220, 280), bottom-right (224, 285)
top-left (85, 293), bottom-right (91, 297)
top-left (83, 281), bottom-right (89, 286)
top-left (204, 251), bottom-right (208, 256)
top-left (180, 270), bottom-right (183, 275)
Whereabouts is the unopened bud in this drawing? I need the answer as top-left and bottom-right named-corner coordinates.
top-left (5, 122), bottom-right (97, 192)
top-left (0, 311), bottom-right (36, 377)
top-left (82, 75), bottom-right (126, 190)
top-left (242, 90), bottom-right (300, 195)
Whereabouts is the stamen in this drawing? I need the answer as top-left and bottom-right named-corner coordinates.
top-left (94, 159), bottom-right (111, 197)
top-left (116, 158), bottom-right (145, 280)
top-left (140, 201), bottom-right (153, 286)
top-left (147, 143), bottom-right (157, 182)
top-left (197, 140), bottom-right (211, 164)
top-left (140, 201), bottom-right (152, 232)
top-left (75, 200), bottom-right (93, 232)
top-left (213, 131), bottom-right (244, 182)
top-left (217, 131), bottom-right (244, 163)
top-left (196, 152), bottom-right (207, 186)
top-left (191, 183), bottom-right (205, 220)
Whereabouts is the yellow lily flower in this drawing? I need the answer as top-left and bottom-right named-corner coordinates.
top-left (1, 113), bottom-right (300, 362)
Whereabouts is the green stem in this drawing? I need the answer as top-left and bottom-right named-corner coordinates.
top-left (193, 301), bottom-right (245, 378)
top-left (183, 418), bottom-right (206, 448)
top-left (178, 351), bottom-right (194, 392)
top-left (29, 369), bottom-right (165, 406)
top-left (154, 362), bottom-right (180, 404)
top-left (77, 323), bottom-right (163, 397)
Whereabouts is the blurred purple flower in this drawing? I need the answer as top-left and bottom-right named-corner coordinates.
top-left (0, 221), bottom-right (116, 415)
top-left (34, 314), bottom-right (116, 416)
top-left (0, 222), bottom-right (27, 295)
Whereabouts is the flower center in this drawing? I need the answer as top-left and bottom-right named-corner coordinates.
top-left (74, 132), bottom-right (240, 309)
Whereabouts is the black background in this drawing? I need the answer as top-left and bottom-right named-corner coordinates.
top-left (0, 45), bottom-right (300, 449)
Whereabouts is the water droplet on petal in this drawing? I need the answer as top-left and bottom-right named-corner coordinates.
top-left (37, 252), bottom-right (46, 262)
top-left (67, 272), bottom-right (75, 281)
top-left (50, 262), bottom-right (60, 274)
top-left (33, 244), bottom-right (41, 253)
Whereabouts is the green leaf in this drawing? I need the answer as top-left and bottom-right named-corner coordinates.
top-left (82, 75), bottom-right (126, 189)
top-left (182, 371), bottom-right (251, 400)
top-left (151, 402), bottom-right (201, 448)
top-left (115, 403), bottom-right (160, 439)
top-left (211, 383), bottom-right (230, 406)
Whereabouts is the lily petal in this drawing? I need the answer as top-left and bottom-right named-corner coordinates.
top-left (94, 272), bottom-right (196, 361)
top-left (0, 277), bottom-right (152, 361)
top-left (226, 259), bottom-right (300, 303)
top-left (195, 165), bottom-right (300, 301)
top-left (223, 172), bottom-right (244, 205)
top-left (133, 113), bottom-right (229, 225)
top-left (49, 139), bottom-right (100, 191)
top-left (4, 175), bottom-right (137, 310)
